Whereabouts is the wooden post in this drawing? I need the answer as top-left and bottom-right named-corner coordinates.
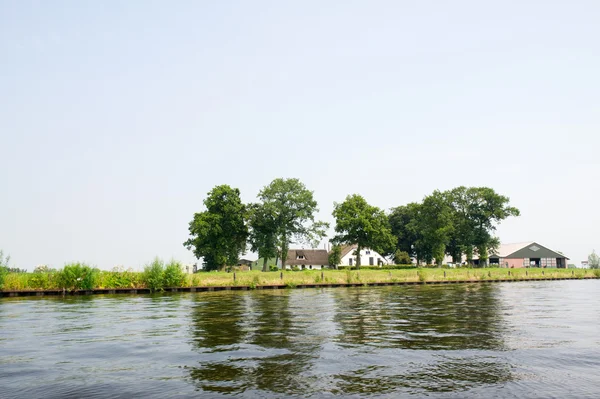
top-left (233, 272), bottom-right (236, 282)
top-left (321, 271), bottom-right (324, 281)
top-left (280, 271), bottom-right (283, 280)
top-left (526, 270), bottom-right (528, 276)
top-left (443, 271), bottom-right (446, 278)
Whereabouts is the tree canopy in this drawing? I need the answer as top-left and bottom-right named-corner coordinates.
top-left (258, 178), bottom-right (328, 270)
top-left (388, 187), bottom-right (520, 267)
top-left (332, 194), bottom-right (395, 269)
top-left (247, 202), bottom-right (278, 272)
top-left (183, 185), bottom-right (248, 271)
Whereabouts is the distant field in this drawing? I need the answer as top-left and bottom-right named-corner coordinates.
top-left (1, 267), bottom-right (598, 291)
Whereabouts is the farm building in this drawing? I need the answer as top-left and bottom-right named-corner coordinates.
top-left (339, 244), bottom-right (391, 267)
top-left (285, 249), bottom-right (329, 270)
top-left (482, 242), bottom-right (569, 268)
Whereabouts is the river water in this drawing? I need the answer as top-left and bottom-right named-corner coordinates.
top-left (1, 280), bottom-right (599, 398)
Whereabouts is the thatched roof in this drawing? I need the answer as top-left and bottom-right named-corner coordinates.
top-left (286, 249), bottom-right (329, 266)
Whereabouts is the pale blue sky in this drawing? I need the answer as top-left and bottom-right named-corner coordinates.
top-left (1, 1), bottom-right (598, 270)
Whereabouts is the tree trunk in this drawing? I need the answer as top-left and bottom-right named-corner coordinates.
top-left (262, 257), bottom-right (268, 272)
top-left (355, 245), bottom-right (361, 270)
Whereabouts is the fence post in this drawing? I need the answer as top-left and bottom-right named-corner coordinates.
top-left (233, 272), bottom-right (236, 282)
top-left (443, 271), bottom-right (446, 278)
top-left (280, 271), bottom-right (283, 280)
top-left (526, 270), bottom-right (528, 276)
top-left (321, 271), bottom-right (324, 281)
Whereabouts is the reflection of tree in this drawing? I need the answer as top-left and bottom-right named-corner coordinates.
top-left (333, 284), bottom-right (507, 350)
top-left (187, 290), bottom-right (322, 395)
top-left (331, 284), bottom-right (514, 395)
top-left (332, 355), bottom-right (515, 395)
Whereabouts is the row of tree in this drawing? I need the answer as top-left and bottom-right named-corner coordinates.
top-left (183, 179), bottom-right (520, 271)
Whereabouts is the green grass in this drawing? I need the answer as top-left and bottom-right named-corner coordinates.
top-left (0, 267), bottom-right (596, 291)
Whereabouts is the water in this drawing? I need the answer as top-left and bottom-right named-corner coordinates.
top-left (1, 280), bottom-right (599, 398)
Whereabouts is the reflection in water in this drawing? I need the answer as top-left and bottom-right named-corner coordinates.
top-left (184, 285), bottom-right (514, 396)
top-left (2, 282), bottom-right (600, 398)
top-left (332, 284), bottom-right (507, 350)
top-left (187, 291), bottom-right (327, 394)
top-left (329, 285), bottom-right (513, 394)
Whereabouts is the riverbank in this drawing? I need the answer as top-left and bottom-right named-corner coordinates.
top-left (1, 268), bottom-right (598, 297)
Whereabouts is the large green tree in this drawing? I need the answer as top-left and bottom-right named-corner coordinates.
top-left (446, 187), bottom-right (519, 266)
top-left (258, 178), bottom-right (328, 271)
top-left (247, 203), bottom-right (278, 272)
top-left (411, 191), bottom-right (454, 266)
top-left (332, 194), bottom-right (395, 269)
top-left (183, 185), bottom-right (248, 271)
top-left (388, 203), bottom-right (421, 258)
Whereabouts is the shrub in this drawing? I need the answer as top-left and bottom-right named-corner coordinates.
top-left (30, 269), bottom-right (56, 290)
top-left (393, 250), bottom-right (412, 265)
top-left (56, 263), bottom-right (99, 290)
top-left (99, 267), bottom-right (141, 289)
top-left (164, 260), bottom-right (187, 287)
top-left (143, 258), bottom-right (165, 292)
top-left (269, 265), bottom-right (279, 272)
top-left (0, 267), bottom-right (6, 290)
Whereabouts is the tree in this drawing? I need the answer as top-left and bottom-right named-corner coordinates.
top-left (258, 178), bottom-right (328, 271)
top-left (247, 203), bottom-right (278, 272)
top-left (445, 186), bottom-right (520, 267)
top-left (183, 185), bottom-right (248, 271)
top-left (332, 194), bottom-right (396, 269)
top-left (589, 250), bottom-right (600, 269)
top-left (388, 203), bottom-right (420, 257)
top-left (393, 250), bottom-right (412, 265)
top-left (328, 245), bottom-right (342, 269)
top-left (411, 191), bottom-right (454, 266)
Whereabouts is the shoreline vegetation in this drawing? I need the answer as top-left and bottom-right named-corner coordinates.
top-left (1, 266), bottom-right (599, 295)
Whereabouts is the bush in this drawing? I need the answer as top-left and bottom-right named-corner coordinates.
top-left (56, 263), bottom-right (99, 290)
top-left (143, 258), bottom-right (165, 292)
top-left (30, 269), bottom-right (57, 290)
top-left (164, 260), bottom-right (187, 287)
top-left (0, 267), bottom-right (6, 290)
top-left (99, 267), bottom-right (141, 289)
top-left (393, 250), bottom-right (412, 265)
top-left (269, 265), bottom-right (279, 272)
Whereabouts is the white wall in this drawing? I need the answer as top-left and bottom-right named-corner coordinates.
top-left (340, 248), bottom-right (390, 266)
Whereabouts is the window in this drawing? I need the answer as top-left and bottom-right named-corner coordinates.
top-left (369, 257), bottom-right (374, 266)
top-left (366, 250), bottom-right (371, 255)
top-left (349, 258), bottom-right (353, 266)
top-left (297, 255), bottom-right (306, 260)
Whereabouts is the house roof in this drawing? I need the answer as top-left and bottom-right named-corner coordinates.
top-left (286, 249), bottom-right (329, 266)
top-left (488, 242), bottom-right (568, 259)
top-left (340, 244), bottom-right (358, 258)
top-left (489, 242), bottom-right (535, 258)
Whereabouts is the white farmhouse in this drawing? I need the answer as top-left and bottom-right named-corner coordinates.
top-left (339, 244), bottom-right (390, 267)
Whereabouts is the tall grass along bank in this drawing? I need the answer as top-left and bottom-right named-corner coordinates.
top-left (1, 266), bottom-right (598, 295)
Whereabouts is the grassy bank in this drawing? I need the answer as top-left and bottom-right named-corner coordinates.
top-left (1, 267), bottom-right (598, 292)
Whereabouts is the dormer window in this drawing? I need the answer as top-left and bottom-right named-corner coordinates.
top-left (296, 255), bottom-right (306, 260)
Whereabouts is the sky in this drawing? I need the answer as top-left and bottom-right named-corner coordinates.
top-left (1, 0), bottom-right (598, 270)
